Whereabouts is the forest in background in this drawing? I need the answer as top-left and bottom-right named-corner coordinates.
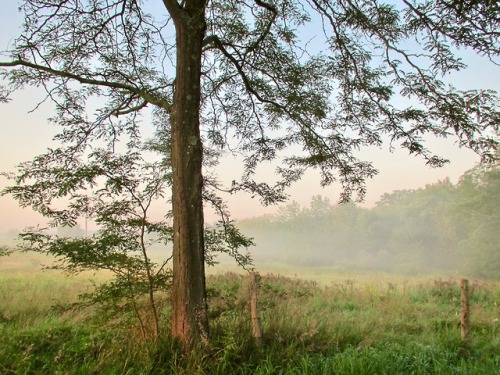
top-left (237, 163), bottom-right (499, 279)
top-left (1, 162), bottom-right (498, 279)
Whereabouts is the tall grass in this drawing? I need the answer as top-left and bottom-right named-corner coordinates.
top-left (1, 256), bottom-right (498, 374)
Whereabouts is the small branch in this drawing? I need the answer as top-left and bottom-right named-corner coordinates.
top-left (112, 99), bottom-right (148, 117)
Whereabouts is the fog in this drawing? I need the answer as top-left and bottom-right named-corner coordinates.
top-left (236, 169), bottom-right (499, 279)
top-left (2, 163), bottom-right (498, 280)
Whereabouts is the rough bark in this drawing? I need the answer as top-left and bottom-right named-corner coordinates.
top-left (168, 2), bottom-right (209, 348)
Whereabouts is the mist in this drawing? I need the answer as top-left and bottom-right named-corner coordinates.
top-left (2, 163), bottom-right (498, 280)
top-left (236, 166), bottom-right (499, 279)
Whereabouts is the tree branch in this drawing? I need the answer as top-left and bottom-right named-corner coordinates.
top-left (0, 59), bottom-right (171, 112)
top-left (246, 0), bottom-right (278, 53)
top-left (162, 0), bottom-right (185, 22)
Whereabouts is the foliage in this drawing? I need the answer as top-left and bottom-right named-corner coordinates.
top-left (454, 158), bottom-right (500, 278)
top-left (0, 245), bottom-right (11, 258)
top-left (239, 163), bottom-right (500, 278)
top-left (3, 137), bottom-right (253, 338)
top-left (1, 0), bottom-right (499, 208)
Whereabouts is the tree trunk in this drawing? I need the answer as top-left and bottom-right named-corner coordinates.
top-left (169, 4), bottom-right (209, 348)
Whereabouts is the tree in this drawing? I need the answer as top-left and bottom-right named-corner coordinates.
top-left (1, 0), bottom-right (499, 348)
top-left (7, 143), bottom-right (252, 339)
top-left (454, 156), bottom-right (500, 278)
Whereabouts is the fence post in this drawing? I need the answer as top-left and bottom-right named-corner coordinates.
top-left (250, 272), bottom-right (262, 346)
top-left (460, 279), bottom-right (470, 345)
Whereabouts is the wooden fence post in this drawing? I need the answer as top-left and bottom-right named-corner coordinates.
top-left (250, 272), bottom-right (262, 346)
top-left (460, 279), bottom-right (470, 345)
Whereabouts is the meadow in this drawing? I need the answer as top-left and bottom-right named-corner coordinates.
top-left (1, 253), bottom-right (499, 374)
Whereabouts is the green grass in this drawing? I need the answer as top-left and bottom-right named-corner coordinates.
top-left (1, 255), bottom-right (499, 374)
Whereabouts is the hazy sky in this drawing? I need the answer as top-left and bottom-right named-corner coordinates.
top-left (0, 2), bottom-right (498, 232)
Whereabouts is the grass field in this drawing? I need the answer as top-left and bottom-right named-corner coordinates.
top-left (1, 253), bottom-right (499, 374)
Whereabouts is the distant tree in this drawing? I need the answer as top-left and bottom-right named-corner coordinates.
top-left (1, 0), bottom-right (499, 347)
top-left (375, 179), bottom-right (460, 271)
top-left (455, 158), bottom-right (500, 278)
top-left (308, 195), bottom-right (334, 220)
top-left (240, 175), bottom-right (499, 275)
top-left (276, 201), bottom-right (303, 223)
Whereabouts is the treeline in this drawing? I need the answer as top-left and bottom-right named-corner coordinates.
top-left (238, 164), bottom-right (499, 278)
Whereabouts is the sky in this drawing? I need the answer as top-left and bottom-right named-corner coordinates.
top-left (0, 2), bottom-right (498, 232)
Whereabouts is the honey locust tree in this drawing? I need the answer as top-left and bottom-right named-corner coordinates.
top-left (1, 0), bottom-right (499, 348)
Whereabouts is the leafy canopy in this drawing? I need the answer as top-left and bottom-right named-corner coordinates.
top-left (1, 0), bottom-right (498, 210)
